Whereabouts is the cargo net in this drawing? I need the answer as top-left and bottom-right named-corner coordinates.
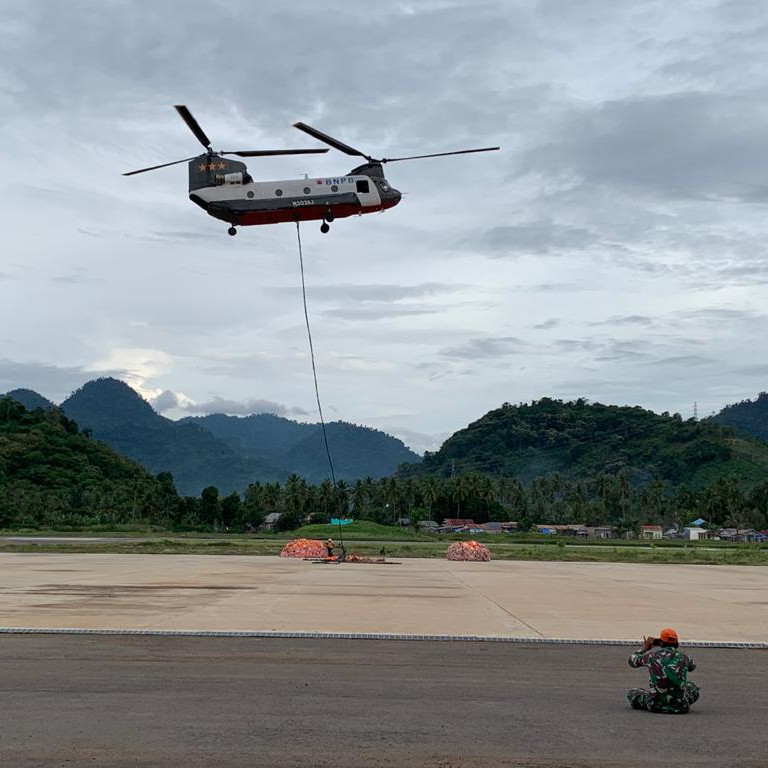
top-left (446, 540), bottom-right (491, 561)
top-left (280, 538), bottom-right (327, 559)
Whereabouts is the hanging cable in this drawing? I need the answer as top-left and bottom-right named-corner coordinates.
top-left (295, 221), bottom-right (344, 554)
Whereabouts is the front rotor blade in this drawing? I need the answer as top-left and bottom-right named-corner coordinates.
top-left (293, 122), bottom-right (367, 157)
top-left (122, 155), bottom-right (200, 176)
top-left (223, 148), bottom-right (330, 157)
top-left (382, 146), bottom-right (500, 162)
top-left (174, 104), bottom-right (212, 149)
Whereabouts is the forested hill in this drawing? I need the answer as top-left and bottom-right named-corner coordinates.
top-left (60, 378), bottom-right (284, 495)
top-left (53, 378), bottom-right (417, 493)
top-left (182, 413), bottom-right (420, 483)
top-left (0, 397), bottom-right (175, 527)
top-left (710, 392), bottom-right (768, 443)
top-left (400, 398), bottom-right (768, 489)
top-left (183, 413), bottom-right (308, 459)
top-left (282, 421), bottom-right (419, 483)
top-left (4, 388), bottom-right (55, 412)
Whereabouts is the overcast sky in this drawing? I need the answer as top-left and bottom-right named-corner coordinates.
top-left (2, 0), bottom-right (768, 453)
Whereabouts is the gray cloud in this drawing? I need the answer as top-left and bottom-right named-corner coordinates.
top-left (590, 315), bottom-right (654, 327)
top-left (50, 273), bottom-right (105, 285)
top-left (677, 308), bottom-right (764, 322)
top-left (509, 283), bottom-right (594, 293)
top-left (323, 305), bottom-right (443, 321)
top-left (533, 318), bottom-right (560, 330)
top-left (520, 91), bottom-right (768, 202)
top-left (472, 220), bottom-right (598, 257)
top-left (648, 355), bottom-right (715, 367)
top-left (593, 340), bottom-right (654, 362)
top-left (553, 339), bottom-right (603, 353)
top-left (0, 359), bottom-right (124, 402)
top-left (150, 389), bottom-right (180, 412)
top-left (734, 363), bottom-right (768, 376)
top-left (383, 427), bottom-right (449, 455)
top-left (183, 396), bottom-right (310, 418)
top-left (440, 337), bottom-right (531, 361)
top-left (3, 0), bottom-right (768, 439)
top-left (280, 283), bottom-right (468, 303)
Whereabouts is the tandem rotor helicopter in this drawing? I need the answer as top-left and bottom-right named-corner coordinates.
top-left (124, 106), bottom-right (500, 235)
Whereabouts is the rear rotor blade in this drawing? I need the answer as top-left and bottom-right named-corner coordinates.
top-left (293, 122), bottom-right (367, 158)
top-left (174, 104), bottom-right (212, 149)
top-left (381, 146), bottom-right (500, 163)
top-left (122, 155), bottom-right (200, 176)
top-left (223, 148), bottom-right (330, 157)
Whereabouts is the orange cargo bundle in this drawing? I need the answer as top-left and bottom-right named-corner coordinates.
top-left (280, 538), bottom-right (327, 558)
top-left (446, 540), bottom-right (491, 561)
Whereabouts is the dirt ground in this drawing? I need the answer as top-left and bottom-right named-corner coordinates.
top-left (1, 553), bottom-right (766, 641)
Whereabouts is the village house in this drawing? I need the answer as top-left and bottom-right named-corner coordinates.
top-left (260, 512), bottom-right (281, 531)
top-left (588, 526), bottom-right (617, 539)
top-left (640, 524), bottom-right (663, 540)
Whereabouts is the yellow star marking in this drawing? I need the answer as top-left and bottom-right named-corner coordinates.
top-left (198, 163), bottom-right (207, 171)
top-left (208, 164), bottom-right (217, 171)
top-left (217, 161), bottom-right (226, 170)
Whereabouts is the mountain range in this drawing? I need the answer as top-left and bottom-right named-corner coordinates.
top-left (7, 381), bottom-right (768, 497)
top-left (3, 379), bottom-right (419, 495)
top-left (400, 396), bottom-right (768, 490)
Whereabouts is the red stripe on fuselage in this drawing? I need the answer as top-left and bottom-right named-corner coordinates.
top-left (201, 198), bottom-right (399, 227)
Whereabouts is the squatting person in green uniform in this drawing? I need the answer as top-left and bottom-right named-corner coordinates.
top-left (627, 627), bottom-right (700, 714)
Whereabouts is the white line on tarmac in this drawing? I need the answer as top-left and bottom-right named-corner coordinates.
top-left (0, 627), bottom-right (766, 648)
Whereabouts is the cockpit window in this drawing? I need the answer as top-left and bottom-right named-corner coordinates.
top-left (356, 180), bottom-right (370, 194)
top-left (380, 182), bottom-right (389, 192)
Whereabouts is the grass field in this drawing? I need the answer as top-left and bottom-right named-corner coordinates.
top-left (4, 520), bottom-right (766, 547)
top-left (1, 533), bottom-right (766, 564)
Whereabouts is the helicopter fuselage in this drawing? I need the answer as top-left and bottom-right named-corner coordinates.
top-left (188, 155), bottom-right (401, 227)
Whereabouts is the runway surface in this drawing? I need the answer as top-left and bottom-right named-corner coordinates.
top-left (2, 553), bottom-right (767, 641)
top-left (0, 635), bottom-right (765, 767)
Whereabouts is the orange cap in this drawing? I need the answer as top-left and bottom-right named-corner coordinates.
top-left (659, 627), bottom-right (679, 644)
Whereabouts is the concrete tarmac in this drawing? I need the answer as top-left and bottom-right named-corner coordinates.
top-left (1, 553), bottom-right (767, 641)
top-left (0, 635), bottom-right (765, 767)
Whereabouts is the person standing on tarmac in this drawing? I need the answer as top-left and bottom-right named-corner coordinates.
top-left (325, 538), bottom-right (334, 558)
top-left (627, 627), bottom-right (700, 713)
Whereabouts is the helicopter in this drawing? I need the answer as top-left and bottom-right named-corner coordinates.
top-left (124, 106), bottom-right (500, 235)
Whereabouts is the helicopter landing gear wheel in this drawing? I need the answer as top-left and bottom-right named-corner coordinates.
top-left (227, 226), bottom-right (237, 236)
top-left (325, 210), bottom-right (335, 223)
top-left (320, 221), bottom-right (330, 234)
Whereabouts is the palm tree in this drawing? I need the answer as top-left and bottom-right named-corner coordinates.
top-left (318, 479), bottom-right (334, 522)
top-left (284, 474), bottom-right (306, 517)
top-left (351, 480), bottom-right (368, 518)
top-left (617, 469), bottom-right (632, 521)
top-left (421, 475), bottom-right (440, 521)
top-left (334, 480), bottom-right (349, 520)
top-left (381, 476), bottom-right (399, 523)
top-left (451, 474), bottom-right (474, 518)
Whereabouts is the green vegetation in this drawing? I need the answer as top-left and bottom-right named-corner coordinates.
top-left (0, 535), bottom-right (765, 565)
top-left (6, 378), bottom-right (419, 494)
top-left (403, 397), bottom-right (768, 488)
top-left (290, 520), bottom-right (433, 540)
top-left (3, 394), bottom-right (768, 538)
top-left (0, 397), bottom-right (174, 528)
top-left (710, 392), bottom-right (768, 443)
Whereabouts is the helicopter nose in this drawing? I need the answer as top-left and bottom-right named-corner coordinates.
top-left (386, 187), bottom-right (402, 207)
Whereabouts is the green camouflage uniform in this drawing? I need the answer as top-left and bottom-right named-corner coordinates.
top-left (627, 646), bottom-right (700, 714)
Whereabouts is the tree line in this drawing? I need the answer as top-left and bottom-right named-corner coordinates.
top-left (6, 469), bottom-right (767, 534)
top-left (2, 397), bottom-right (767, 532)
